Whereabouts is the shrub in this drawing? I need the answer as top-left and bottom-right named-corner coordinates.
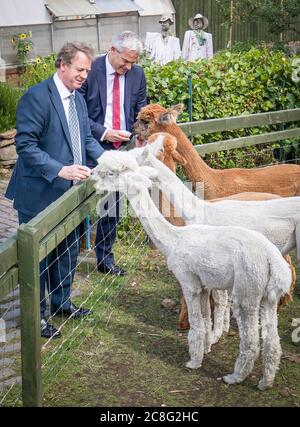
top-left (144, 48), bottom-right (299, 121)
top-left (142, 48), bottom-right (300, 165)
top-left (20, 53), bottom-right (56, 89)
top-left (0, 83), bottom-right (23, 133)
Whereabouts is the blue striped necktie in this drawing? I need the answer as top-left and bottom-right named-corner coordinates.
top-left (68, 93), bottom-right (82, 165)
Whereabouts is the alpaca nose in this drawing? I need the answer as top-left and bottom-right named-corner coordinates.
top-left (90, 169), bottom-right (97, 181)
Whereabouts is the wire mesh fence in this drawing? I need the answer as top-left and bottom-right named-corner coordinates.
top-left (40, 193), bottom-right (149, 401)
top-left (0, 108), bottom-right (300, 405)
top-left (0, 190), bottom-right (149, 406)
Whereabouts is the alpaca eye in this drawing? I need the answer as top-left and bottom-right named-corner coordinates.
top-left (140, 119), bottom-right (149, 126)
top-left (108, 171), bottom-right (115, 177)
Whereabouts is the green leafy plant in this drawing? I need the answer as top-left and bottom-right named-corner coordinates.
top-left (0, 82), bottom-right (23, 133)
top-left (143, 48), bottom-right (300, 164)
top-left (11, 31), bottom-right (34, 66)
top-left (20, 53), bottom-right (56, 89)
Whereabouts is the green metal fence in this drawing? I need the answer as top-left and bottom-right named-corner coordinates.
top-left (0, 107), bottom-right (300, 406)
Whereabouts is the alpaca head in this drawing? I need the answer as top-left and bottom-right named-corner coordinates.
top-left (133, 103), bottom-right (184, 142)
top-left (91, 151), bottom-right (158, 195)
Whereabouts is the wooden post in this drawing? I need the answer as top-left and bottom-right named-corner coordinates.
top-left (227, 0), bottom-right (234, 49)
top-left (280, 0), bottom-right (284, 43)
top-left (18, 223), bottom-right (42, 407)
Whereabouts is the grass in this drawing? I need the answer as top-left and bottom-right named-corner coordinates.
top-left (43, 242), bottom-right (300, 407)
top-left (2, 239), bottom-right (300, 407)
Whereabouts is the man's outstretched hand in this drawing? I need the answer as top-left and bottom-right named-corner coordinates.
top-left (58, 165), bottom-right (91, 181)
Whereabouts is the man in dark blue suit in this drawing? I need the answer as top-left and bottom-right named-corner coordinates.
top-left (6, 42), bottom-right (104, 338)
top-left (79, 31), bottom-right (147, 276)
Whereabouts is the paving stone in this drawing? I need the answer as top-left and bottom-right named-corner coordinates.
top-left (2, 321), bottom-right (18, 329)
top-left (0, 376), bottom-right (21, 391)
top-left (0, 358), bottom-right (15, 368)
top-left (0, 179), bottom-right (18, 242)
top-left (2, 309), bottom-right (20, 321)
top-left (0, 368), bottom-right (15, 381)
top-left (0, 342), bottom-right (21, 354)
top-left (5, 330), bottom-right (20, 342)
top-left (0, 300), bottom-right (20, 310)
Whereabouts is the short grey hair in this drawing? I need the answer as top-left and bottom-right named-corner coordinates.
top-left (55, 42), bottom-right (94, 68)
top-left (112, 31), bottom-right (143, 54)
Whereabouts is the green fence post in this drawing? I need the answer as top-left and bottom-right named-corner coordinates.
top-left (18, 223), bottom-right (42, 407)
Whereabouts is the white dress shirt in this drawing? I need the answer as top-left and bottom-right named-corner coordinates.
top-left (102, 55), bottom-right (126, 141)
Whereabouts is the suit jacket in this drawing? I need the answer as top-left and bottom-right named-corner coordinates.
top-left (6, 76), bottom-right (104, 217)
top-left (79, 54), bottom-right (147, 150)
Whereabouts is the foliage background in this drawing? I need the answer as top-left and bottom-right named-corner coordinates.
top-left (1, 47), bottom-right (299, 163)
top-left (0, 83), bottom-right (22, 133)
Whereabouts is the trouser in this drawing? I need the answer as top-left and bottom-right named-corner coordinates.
top-left (95, 191), bottom-right (120, 266)
top-left (18, 212), bottom-right (79, 318)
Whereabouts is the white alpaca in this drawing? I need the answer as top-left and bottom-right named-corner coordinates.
top-left (138, 135), bottom-right (300, 342)
top-left (91, 151), bottom-right (291, 390)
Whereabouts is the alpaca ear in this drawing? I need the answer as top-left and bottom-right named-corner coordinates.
top-left (168, 104), bottom-right (184, 121)
top-left (157, 104), bottom-right (184, 125)
top-left (173, 103), bottom-right (184, 113)
top-left (157, 112), bottom-right (172, 125)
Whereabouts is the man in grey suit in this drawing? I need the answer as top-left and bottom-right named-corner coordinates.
top-left (79, 31), bottom-right (147, 276)
top-left (6, 42), bottom-right (104, 338)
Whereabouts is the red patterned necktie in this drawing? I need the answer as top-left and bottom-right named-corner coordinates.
top-left (112, 72), bottom-right (122, 149)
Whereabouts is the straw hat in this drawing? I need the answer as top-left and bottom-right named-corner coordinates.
top-left (159, 14), bottom-right (174, 25)
top-left (188, 13), bottom-right (209, 30)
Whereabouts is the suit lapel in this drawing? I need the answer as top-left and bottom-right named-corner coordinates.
top-left (96, 55), bottom-right (107, 114)
top-left (48, 77), bottom-right (72, 151)
top-left (124, 71), bottom-right (133, 128)
top-left (75, 95), bottom-right (86, 160)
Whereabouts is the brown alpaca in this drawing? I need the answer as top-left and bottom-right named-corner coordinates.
top-left (134, 104), bottom-right (300, 199)
top-left (143, 131), bottom-right (296, 330)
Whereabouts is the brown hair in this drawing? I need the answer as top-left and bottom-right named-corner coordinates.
top-left (55, 42), bottom-right (94, 68)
